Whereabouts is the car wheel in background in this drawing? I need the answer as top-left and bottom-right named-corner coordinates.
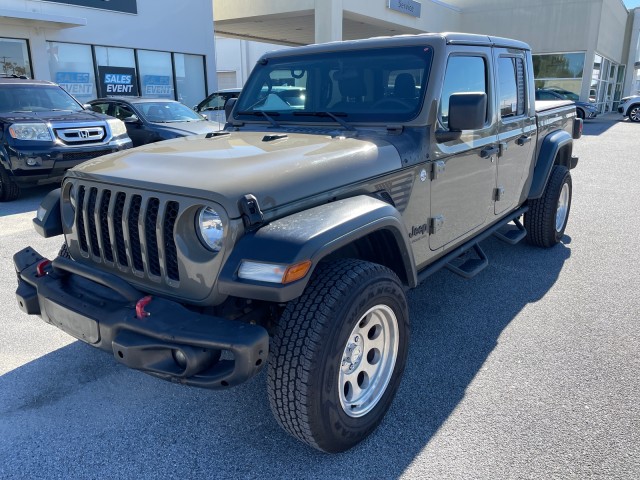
top-left (628, 105), bottom-right (640, 123)
top-left (0, 166), bottom-right (20, 202)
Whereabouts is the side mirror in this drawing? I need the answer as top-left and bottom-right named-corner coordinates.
top-left (192, 105), bottom-right (199, 111)
top-left (224, 97), bottom-right (237, 120)
top-left (83, 104), bottom-right (92, 110)
top-left (123, 115), bottom-right (141, 124)
top-left (436, 92), bottom-right (487, 142)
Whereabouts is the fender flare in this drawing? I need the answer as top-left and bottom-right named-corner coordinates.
top-left (217, 195), bottom-right (417, 303)
top-left (528, 129), bottom-right (572, 200)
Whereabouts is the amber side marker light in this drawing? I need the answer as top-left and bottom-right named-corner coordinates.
top-left (282, 260), bottom-right (312, 284)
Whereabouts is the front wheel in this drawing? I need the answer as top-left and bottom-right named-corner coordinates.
top-left (267, 259), bottom-right (409, 452)
top-left (525, 165), bottom-right (572, 247)
top-left (628, 105), bottom-right (640, 123)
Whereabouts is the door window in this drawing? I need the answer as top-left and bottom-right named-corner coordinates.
top-left (114, 103), bottom-right (135, 120)
top-left (439, 56), bottom-right (487, 129)
top-left (497, 56), bottom-right (526, 118)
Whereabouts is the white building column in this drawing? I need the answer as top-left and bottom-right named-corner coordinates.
top-left (315, 0), bottom-right (343, 44)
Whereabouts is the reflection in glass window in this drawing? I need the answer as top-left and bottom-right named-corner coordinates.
top-left (137, 50), bottom-right (174, 99)
top-left (0, 38), bottom-right (31, 77)
top-left (47, 42), bottom-right (97, 103)
top-left (175, 53), bottom-right (206, 108)
top-left (439, 56), bottom-right (486, 128)
top-left (533, 53), bottom-right (585, 79)
top-left (498, 57), bottom-right (526, 118)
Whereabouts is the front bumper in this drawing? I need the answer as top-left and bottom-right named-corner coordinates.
top-left (14, 247), bottom-right (268, 389)
top-left (4, 138), bottom-right (132, 187)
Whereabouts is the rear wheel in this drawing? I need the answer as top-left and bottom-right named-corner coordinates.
top-left (525, 165), bottom-right (572, 248)
top-left (0, 166), bottom-right (20, 202)
top-left (629, 105), bottom-right (640, 123)
top-left (576, 108), bottom-right (585, 120)
top-left (267, 259), bottom-right (409, 452)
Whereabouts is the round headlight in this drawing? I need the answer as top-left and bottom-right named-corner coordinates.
top-left (197, 207), bottom-right (224, 252)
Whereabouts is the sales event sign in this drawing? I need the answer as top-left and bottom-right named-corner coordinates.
top-left (55, 72), bottom-right (93, 96)
top-left (98, 66), bottom-right (139, 96)
top-left (387, 0), bottom-right (421, 17)
top-left (143, 75), bottom-right (173, 97)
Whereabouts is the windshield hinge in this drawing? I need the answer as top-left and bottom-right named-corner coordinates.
top-left (238, 194), bottom-right (264, 231)
top-left (386, 124), bottom-right (404, 135)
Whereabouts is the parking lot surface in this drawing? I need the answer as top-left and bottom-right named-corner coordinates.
top-left (0, 115), bottom-right (638, 479)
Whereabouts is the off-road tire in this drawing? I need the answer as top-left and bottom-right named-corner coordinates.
top-left (0, 166), bottom-right (20, 202)
top-left (58, 243), bottom-right (71, 259)
top-left (576, 108), bottom-right (585, 120)
top-left (628, 105), bottom-right (640, 123)
top-left (525, 165), bottom-right (572, 248)
top-left (267, 259), bottom-right (409, 453)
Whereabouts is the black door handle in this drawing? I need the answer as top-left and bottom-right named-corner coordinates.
top-left (516, 135), bottom-right (532, 146)
top-left (480, 145), bottom-right (499, 158)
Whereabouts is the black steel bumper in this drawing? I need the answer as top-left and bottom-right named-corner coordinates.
top-left (14, 247), bottom-right (269, 389)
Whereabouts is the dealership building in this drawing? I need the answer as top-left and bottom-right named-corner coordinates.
top-left (0, 0), bottom-right (216, 108)
top-left (1, 0), bottom-right (639, 114)
top-left (214, 0), bottom-right (640, 113)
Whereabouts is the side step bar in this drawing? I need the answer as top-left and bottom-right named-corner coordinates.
top-left (493, 217), bottom-right (527, 245)
top-left (445, 243), bottom-right (488, 279)
top-left (416, 206), bottom-right (528, 284)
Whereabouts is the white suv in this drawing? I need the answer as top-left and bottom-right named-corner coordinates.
top-left (618, 95), bottom-right (640, 122)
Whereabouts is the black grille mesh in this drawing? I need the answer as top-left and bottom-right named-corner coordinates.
top-left (164, 201), bottom-right (180, 281)
top-left (74, 185), bottom-right (180, 283)
top-left (128, 195), bottom-right (143, 271)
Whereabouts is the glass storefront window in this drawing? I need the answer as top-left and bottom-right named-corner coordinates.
top-left (47, 42), bottom-right (97, 103)
top-left (533, 52), bottom-right (585, 100)
top-left (95, 46), bottom-right (138, 98)
top-left (174, 53), bottom-right (206, 108)
top-left (137, 50), bottom-right (174, 99)
top-left (0, 38), bottom-right (32, 77)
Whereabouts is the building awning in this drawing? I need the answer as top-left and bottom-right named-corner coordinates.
top-left (0, 9), bottom-right (87, 28)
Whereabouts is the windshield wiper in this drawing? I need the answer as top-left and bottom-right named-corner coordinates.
top-left (292, 111), bottom-right (354, 131)
top-left (237, 110), bottom-right (281, 127)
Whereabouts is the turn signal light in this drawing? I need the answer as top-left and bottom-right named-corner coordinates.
top-left (283, 260), bottom-right (312, 284)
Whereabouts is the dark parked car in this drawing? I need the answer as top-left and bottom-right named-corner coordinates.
top-left (0, 76), bottom-right (132, 201)
top-left (88, 97), bottom-right (218, 147)
top-left (535, 88), bottom-right (598, 119)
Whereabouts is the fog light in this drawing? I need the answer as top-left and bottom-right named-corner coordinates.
top-left (26, 157), bottom-right (41, 166)
top-left (172, 349), bottom-right (187, 368)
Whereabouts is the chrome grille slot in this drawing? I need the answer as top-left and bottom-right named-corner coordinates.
top-left (56, 126), bottom-right (105, 144)
top-left (72, 183), bottom-right (181, 284)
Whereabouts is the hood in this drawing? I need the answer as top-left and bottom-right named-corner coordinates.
top-left (69, 131), bottom-right (401, 218)
top-left (0, 110), bottom-right (109, 123)
top-left (152, 120), bottom-right (223, 136)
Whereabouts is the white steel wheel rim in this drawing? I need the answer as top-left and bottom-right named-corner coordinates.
top-left (556, 182), bottom-right (570, 232)
top-left (630, 107), bottom-right (640, 122)
top-left (338, 304), bottom-right (399, 418)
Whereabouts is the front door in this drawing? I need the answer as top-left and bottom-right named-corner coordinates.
top-left (429, 50), bottom-right (497, 251)
top-left (493, 48), bottom-right (536, 215)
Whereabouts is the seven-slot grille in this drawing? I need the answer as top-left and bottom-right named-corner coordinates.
top-left (74, 184), bottom-right (180, 283)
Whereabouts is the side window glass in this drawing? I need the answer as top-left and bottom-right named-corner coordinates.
top-left (90, 103), bottom-right (109, 114)
top-left (439, 56), bottom-right (487, 129)
top-left (498, 56), bottom-right (526, 118)
top-left (114, 104), bottom-right (134, 120)
top-left (203, 94), bottom-right (226, 111)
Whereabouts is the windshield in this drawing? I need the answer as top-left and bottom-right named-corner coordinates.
top-left (136, 101), bottom-right (205, 123)
top-left (235, 46), bottom-right (433, 124)
top-left (0, 85), bottom-right (84, 113)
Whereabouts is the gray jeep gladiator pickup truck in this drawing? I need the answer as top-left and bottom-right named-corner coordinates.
top-left (14, 33), bottom-right (581, 453)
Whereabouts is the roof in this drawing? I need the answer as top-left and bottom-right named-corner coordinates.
top-left (261, 32), bottom-right (530, 60)
top-left (90, 97), bottom-right (181, 104)
top-left (0, 77), bottom-right (56, 86)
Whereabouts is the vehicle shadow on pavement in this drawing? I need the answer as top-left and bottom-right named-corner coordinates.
top-left (581, 115), bottom-right (621, 136)
top-left (0, 185), bottom-right (57, 217)
top-left (0, 237), bottom-right (570, 478)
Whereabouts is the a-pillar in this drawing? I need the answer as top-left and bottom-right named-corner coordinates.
top-left (314, 0), bottom-right (343, 44)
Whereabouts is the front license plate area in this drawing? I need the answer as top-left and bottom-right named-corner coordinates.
top-left (43, 298), bottom-right (100, 344)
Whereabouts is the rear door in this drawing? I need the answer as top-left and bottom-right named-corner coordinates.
top-left (493, 48), bottom-right (536, 215)
top-left (429, 49), bottom-right (498, 251)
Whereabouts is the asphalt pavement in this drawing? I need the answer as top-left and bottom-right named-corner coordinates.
top-left (0, 114), bottom-right (638, 479)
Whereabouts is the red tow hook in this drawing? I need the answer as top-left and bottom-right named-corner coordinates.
top-left (136, 295), bottom-right (153, 319)
top-left (36, 259), bottom-right (52, 277)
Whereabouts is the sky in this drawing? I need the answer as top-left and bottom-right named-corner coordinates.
top-left (624, 0), bottom-right (640, 9)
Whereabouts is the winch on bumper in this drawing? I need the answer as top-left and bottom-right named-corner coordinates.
top-left (14, 247), bottom-right (269, 389)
